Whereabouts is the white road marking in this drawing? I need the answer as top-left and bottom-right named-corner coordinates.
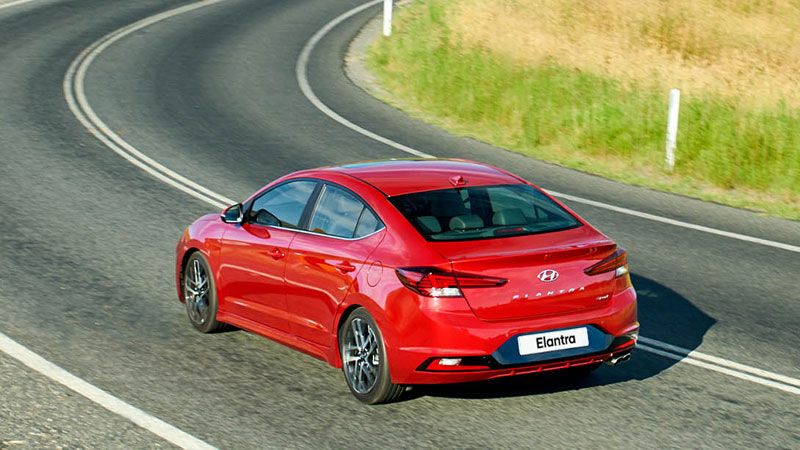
top-left (0, 0), bottom-right (39, 11)
top-left (63, 0), bottom-right (235, 210)
top-left (54, 0), bottom-right (237, 447)
top-left (296, 0), bottom-right (432, 159)
top-left (0, 332), bottom-right (217, 449)
top-left (296, 0), bottom-right (800, 255)
top-left (638, 337), bottom-right (800, 388)
top-left (547, 191), bottom-right (800, 252)
top-left (637, 343), bottom-right (800, 395)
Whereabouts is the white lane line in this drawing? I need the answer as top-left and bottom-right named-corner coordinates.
top-left (63, 0), bottom-right (235, 210)
top-left (296, 0), bottom-right (433, 159)
top-left (57, 0), bottom-right (239, 446)
top-left (0, 0), bottom-right (39, 11)
top-left (637, 343), bottom-right (800, 395)
top-left (0, 332), bottom-right (217, 449)
top-left (547, 190), bottom-right (800, 253)
top-left (295, 0), bottom-right (800, 255)
top-left (639, 336), bottom-right (800, 389)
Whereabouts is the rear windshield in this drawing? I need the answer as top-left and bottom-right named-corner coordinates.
top-left (388, 184), bottom-right (582, 241)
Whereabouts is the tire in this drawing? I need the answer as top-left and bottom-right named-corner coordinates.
top-left (182, 252), bottom-right (227, 333)
top-left (339, 308), bottom-right (404, 404)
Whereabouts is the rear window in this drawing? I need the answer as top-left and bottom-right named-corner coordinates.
top-left (388, 184), bottom-right (581, 241)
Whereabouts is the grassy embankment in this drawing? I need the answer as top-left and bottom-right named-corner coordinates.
top-left (368, 0), bottom-right (800, 219)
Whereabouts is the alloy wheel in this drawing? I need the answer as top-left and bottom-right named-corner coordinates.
top-left (342, 317), bottom-right (380, 394)
top-left (184, 258), bottom-right (210, 325)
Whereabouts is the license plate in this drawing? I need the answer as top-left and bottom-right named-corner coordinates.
top-left (518, 327), bottom-right (589, 356)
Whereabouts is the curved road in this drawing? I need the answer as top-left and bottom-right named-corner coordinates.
top-left (1, 0), bottom-right (798, 447)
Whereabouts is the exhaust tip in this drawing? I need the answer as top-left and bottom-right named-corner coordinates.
top-left (606, 352), bottom-right (632, 366)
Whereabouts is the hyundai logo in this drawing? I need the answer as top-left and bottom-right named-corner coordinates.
top-left (537, 269), bottom-right (559, 282)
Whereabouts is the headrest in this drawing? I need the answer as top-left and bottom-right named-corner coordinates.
top-left (416, 216), bottom-right (442, 233)
top-left (449, 215), bottom-right (484, 231)
top-left (492, 208), bottom-right (526, 226)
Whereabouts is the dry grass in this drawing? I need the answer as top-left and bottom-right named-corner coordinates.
top-left (448, 0), bottom-right (800, 108)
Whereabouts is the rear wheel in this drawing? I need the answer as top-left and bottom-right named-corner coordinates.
top-left (339, 308), bottom-right (404, 404)
top-left (182, 252), bottom-right (226, 333)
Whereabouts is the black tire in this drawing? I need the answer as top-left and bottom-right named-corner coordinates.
top-left (339, 308), bottom-right (404, 404)
top-left (182, 252), bottom-right (227, 333)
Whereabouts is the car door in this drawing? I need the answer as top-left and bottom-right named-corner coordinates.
top-left (284, 183), bottom-right (385, 346)
top-left (218, 180), bottom-right (318, 333)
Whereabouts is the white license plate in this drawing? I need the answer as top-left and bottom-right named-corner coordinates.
top-left (518, 327), bottom-right (589, 356)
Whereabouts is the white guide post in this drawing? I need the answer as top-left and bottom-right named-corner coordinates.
top-left (383, 0), bottom-right (393, 36)
top-left (665, 88), bottom-right (680, 171)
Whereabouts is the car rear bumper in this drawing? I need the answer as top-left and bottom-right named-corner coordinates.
top-left (385, 286), bottom-right (638, 384)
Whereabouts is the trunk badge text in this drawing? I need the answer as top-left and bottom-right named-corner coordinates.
top-left (514, 286), bottom-right (587, 301)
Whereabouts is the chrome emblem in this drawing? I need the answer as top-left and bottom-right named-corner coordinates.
top-left (537, 269), bottom-right (559, 282)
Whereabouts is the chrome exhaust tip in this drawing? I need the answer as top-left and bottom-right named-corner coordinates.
top-left (607, 352), bottom-right (632, 366)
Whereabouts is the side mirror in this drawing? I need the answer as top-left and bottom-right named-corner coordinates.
top-left (221, 204), bottom-right (243, 224)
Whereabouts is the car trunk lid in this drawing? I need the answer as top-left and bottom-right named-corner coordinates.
top-left (431, 226), bottom-right (618, 321)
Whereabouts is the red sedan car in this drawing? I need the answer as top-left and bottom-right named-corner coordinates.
top-left (176, 159), bottom-right (638, 403)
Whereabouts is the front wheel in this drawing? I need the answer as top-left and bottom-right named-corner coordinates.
top-left (182, 252), bottom-right (226, 333)
top-left (339, 308), bottom-right (404, 404)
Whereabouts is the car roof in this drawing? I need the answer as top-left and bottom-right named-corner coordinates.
top-left (324, 159), bottom-right (525, 196)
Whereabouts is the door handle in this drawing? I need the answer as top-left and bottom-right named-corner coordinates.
top-left (267, 248), bottom-right (285, 259)
top-left (333, 262), bottom-right (356, 273)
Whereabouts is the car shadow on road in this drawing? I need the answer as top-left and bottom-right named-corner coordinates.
top-left (403, 273), bottom-right (716, 401)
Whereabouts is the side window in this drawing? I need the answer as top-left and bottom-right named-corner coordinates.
top-left (308, 185), bottom-right (382, 238)
top-left (248, 180), bottom-right (317, 228)
top-left (354, 208), bottom-right (381, 238)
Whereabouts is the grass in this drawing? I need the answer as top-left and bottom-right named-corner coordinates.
top-left (447, 0), bottom-right (800, 109)
top-left (367, 0), bottom-right (800, 220)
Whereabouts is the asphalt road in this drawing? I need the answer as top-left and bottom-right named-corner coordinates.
top-left (1, 0), bottom-right (798, 448)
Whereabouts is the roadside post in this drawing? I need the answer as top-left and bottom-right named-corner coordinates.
top-left (383, 0), bottom-right (392, 36)
top-left (665, 88), bottom-right (680, 171)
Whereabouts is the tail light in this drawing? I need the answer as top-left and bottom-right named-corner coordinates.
top-left (395, 267), bottom-right (507, 297)
top-left (584, 247), bottom-right (632, 294)
top-left (585, 247), bottom-right (626, 275)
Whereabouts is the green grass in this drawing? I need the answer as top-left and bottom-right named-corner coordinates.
top-left (367, 0), bottom-right (800, 220)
